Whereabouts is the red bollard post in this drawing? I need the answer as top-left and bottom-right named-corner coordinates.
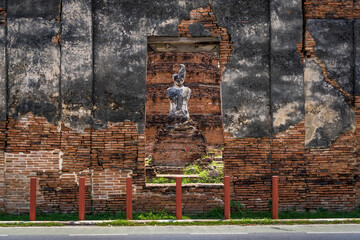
top-left (176, 177), bottom-right (182, 220)
top-left (78, 177), bottom-right (85, 221)
top-left (126, 177), bottom-right (133, 220)
top-left (272, 176), bottom-right (279, 219)
top-left (29, 177), bottom-right (36, 221)
top-left (224, 176), bottom-right (230, 220)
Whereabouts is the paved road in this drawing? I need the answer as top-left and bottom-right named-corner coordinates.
top-left (0, 224), bottom-right (360, 239)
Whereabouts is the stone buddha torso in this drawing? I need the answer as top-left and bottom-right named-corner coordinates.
top-left (166, 64), bottom-right (191, 123)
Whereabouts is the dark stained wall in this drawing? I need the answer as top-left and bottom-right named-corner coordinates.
top-left (270, 0), bottom-right (304, 134)
top-left (356, 20), bottom-right (360, 95)
top-left (92, 0), bottom-right (209, 133)
top-left (0, 9), bottom-right (5, 121)
top-left (305, 20), bottom-right (355, 148)
top-left (7, 0), bottom-right (60, 122)
top-left (0, 0), bottom-right (358, 148)
top-left (215, 0), bottom-right (272, 138)
top-left (61, 0), bottom-right (93, 131)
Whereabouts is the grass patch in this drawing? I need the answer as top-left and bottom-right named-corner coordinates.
top-left (187, 205), bottom-right (360, 220)
top-left (136, 210), bottom-right (185, 220)
top-left (147, 177), bottom-right (176, 184)
top-left (0, 210), bottom-right (182, 222)
top-left (279, 208), bottom-right (360, 219)
top-left (1, 208), bottom-right (360, 222)
top-left (99, 219), bottom-right (360, 227)
top-left (0, 222), bottom-right (64, 227)
top-left (0, 213), bottom-right (79, 222)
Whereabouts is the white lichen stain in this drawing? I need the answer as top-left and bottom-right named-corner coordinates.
top-left (270, 9), bottom-right (299, 32)
top-left (62, 0), bottom-right (92, 32)
top-left (224, 86), bottom-right (270, 137)
top-left (240, 23), bottom-right (269, 42)
top-left (59, 151), bottom-right (64, 171)
top-left (158, 18), bottom-right (178, 28)
top-left (18, 114), bottom-right (31, 129)
top-left (178, 0), bottom-right (186, 8)
top-left (224, 108), bottom-right (249, 136)
top-left (273, 102), bottom-right (300, 128)
top-left (237, 58), bottom-right (256, 68)
top-left (222, 68), bottom-right (248, 83)
top-left (326, 43), bottom-right (350, 57)
top-left (57, 122), bottom-right (62, 132)
top-left (74, 173), bottom-right (78, 185)
top-left (304, 59), bottom-right (355, 146)
top-left (305, 101), bottom-right (339, 146)
top-left (62, 106), bottom-right (92, 133)
top-left (280, 75), bottom-right (302, 84)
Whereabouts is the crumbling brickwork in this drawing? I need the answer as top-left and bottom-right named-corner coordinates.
top-left (0, 113), bottom-right (144, 213)
top-left (0, 8), bottom-right (5, 25)
top-left (0, 113), bottom-right (226, 214)
top-left (298, 29), bottom-right (353, 103)
top-left (304, 0), bottom-right (360, 19)
top-left (177, 5), bottom-right (233, 72)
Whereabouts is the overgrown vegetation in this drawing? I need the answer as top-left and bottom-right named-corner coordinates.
top-left (183, 160), bottom-right (224, 183)
top-left (147, 148), bottom-right (224, 184)
top-left (145, 156), bottom-right (153, 166)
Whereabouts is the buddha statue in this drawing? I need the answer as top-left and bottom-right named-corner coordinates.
top-left (166, 64), bottom-right (191, 123)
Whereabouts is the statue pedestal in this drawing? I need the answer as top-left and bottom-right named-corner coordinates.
top-left (152, 122), bottom-right (206, 167)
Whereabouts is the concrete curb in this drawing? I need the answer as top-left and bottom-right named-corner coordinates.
top-left (1, 218), bottom-right (360, 226)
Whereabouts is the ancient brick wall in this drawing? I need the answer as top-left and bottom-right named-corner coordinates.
top-left (304, 0), bottom-right (360, 19)
top-left (224, 137), bottom-right (272, 211)
top-left (0, 120), bottom-right (6, 211)
top-left (177, 5), bottom-right (233, 72)
top-left (0, 113), bottom-right (225, 214)
top-left (0, 0), bottom-right (359, 215)
top-left (0, 113), bottom-right (144, 213)
top-left (225, 107), bottom-right (359, 211)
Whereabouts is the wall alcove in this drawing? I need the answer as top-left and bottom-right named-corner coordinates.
top-left (145, 37), bottom-right (224, 178)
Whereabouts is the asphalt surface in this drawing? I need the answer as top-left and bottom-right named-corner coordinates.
top-left (0, 224), bottom-right (360, 239)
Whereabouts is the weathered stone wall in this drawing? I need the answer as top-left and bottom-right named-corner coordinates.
top-left (0, 0), bottom-right (359, 214)
top-left (222, 0), bottom-right (360, 212)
